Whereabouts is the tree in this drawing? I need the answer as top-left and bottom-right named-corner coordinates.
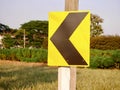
top-left (20, 20), bottom-right (48, 48)
top-left (0, 23), bottom-right (16, 48)
top-left (0, 23), bottom-right (11, 35)
top-left (2, 34), bottom-right (16, 48)
top-left (14, 29), bottom-right (25, 47)
top-left (90, 14), bottom-right (104, 37)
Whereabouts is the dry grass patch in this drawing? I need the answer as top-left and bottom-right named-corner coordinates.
top-left (77, 68), bottom-right (120, 90)
top-left (0, 60), bottom-right (57, 90)
top-left (0, 60), bottom-right (120, 90)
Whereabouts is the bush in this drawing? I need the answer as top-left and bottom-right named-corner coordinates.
top-left (16, 48), bottom-right (47, 62)
top-left (0, 54), bottom-right (6, 60)
top-left (90, 49), bottom-right (115, 69)
top-left (42, 37), bottom-right (48, 49)
top-left (90, 56), bottom-right (114, 69)
top-left (0, 49), bottom-right (10, 60)
top-left (90, 56), bottom-right (101, 68)
top-left (91, 35), bottom-right (120, 50)
top-left (100, 57), bottom-right (114, 68)
top-left (0, 48), bottom-right (47, 62)
top-left (112, 50), bottom-right (120, 69)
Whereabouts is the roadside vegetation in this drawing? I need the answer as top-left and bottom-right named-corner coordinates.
top-left (0, 48), bottom-right (120, 69)
top-left (90, 49), bottom-right (120, 69)
top-left (0, 48), bottom-right (47, 63)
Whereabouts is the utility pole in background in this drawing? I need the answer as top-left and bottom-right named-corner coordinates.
top-left (23, 29), bottom-right (25, 48)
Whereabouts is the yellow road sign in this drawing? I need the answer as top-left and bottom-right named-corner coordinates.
top-left (48, 11), bottom-right (90, 67)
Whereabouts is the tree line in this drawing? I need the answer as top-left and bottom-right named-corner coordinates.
top-left (0, 14), bottom-right (103, 49)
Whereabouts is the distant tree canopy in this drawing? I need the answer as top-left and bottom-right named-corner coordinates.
top-left (90, 14), bottom-right (104, 37)
top-left (0, 23), bottom-right (11, 34)
top-left (21, 20), bottom-right (48, 36)
top-left (2, 34), bottom-right (16, 48)
top-left (20, 20), bottom-right (48, 48)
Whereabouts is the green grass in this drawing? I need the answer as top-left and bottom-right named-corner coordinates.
top-left (0, 61), bottom-right (120, 90)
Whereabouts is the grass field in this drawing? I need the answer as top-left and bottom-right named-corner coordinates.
top-left (0, 60), bottom-right (120, 90)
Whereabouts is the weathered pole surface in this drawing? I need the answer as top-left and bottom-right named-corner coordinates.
top-left (65, 0), bottom-right (79, 11)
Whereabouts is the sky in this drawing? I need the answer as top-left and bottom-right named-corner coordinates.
top-left (0, 0), bottom-right (120, 35)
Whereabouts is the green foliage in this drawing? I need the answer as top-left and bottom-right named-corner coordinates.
top-left (112, 50), bottom-right (120, 63)
top-left (42, 37), bottom-right (48, 49)
top-left (20, 20), bottom-right (48, 48)
top-left (0, 23), bottom-right (11, 34)
top-left (112, 50), bottom-right (120, 69)
top-left (14, 29), bottom-right (25, 47)
top-left (0, 48), bottom-right (17, 60)
top-left (90, 49), bottom-right (120, 69)
top-left (90, 56), bottom-right (114, 68)
top-left (0, 48), bottom-right (47, 62)
top-left (2, 34), bottom-right (16, 48)
top-left (16, 48), bottom-right (47, 62)
top-left (91, 35), bottom-right (120, 50)
top-left (0, 48), bottom-right (120, 69)
top-left (21, 20), bottom-right (48, 35)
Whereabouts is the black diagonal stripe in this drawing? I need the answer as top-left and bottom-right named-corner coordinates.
top-left (51, 12), bottom-right (88, 65)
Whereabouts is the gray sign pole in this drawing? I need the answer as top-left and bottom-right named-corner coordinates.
top-left (65, 1), bottom-right (78, 90)
top-left (58, 0), bottom-right (79, 90)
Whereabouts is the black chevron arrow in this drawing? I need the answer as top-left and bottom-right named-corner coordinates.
top-left (50, 12), bottom-right (88, 65)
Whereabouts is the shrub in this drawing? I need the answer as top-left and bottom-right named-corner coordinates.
top-left (0, 48), bottom-right (47, 62)
top-left (90, 56), bottom-right (114, 69)
top-left (0, 54), bottom-right (6, 60)
top-left (100, 57), bottom-right (114, 68)
top-left (37, 48), bottom-right (47, 62)
top-left (16, 48), bottom-right (47, 62)
top-left (90, 56), bottom-right (101, 68)
top-left (0, 49), bottom-right (10, 60)
top-left (42, 37), bottom-right (48, 49)
top-left (112, 50), bottom-right (120, 69)
top-left (90, 49), bottom-right (115, 68)
top-left (91, 35), bottom-right (120, 50)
